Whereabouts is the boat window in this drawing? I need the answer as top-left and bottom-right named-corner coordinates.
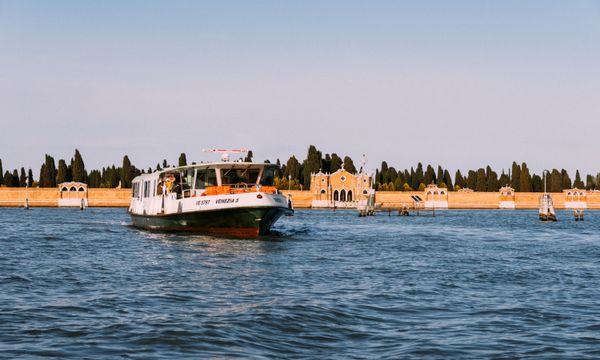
top-left (221, 168), bottom-right (260, 185)
top-left (195, 169), bottom-right (217, 189)
top-left (132, 183), bottom-right (138, 198)
top-left (260, 166), bottom-right (277, 186)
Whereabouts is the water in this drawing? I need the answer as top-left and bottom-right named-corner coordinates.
top-left (1, 208), bottom-right (600, 359)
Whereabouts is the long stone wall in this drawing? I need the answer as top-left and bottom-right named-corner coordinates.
top-left (2, 188), bottom-right (600, 209)
top-left (0, 188), bottom-right (131, 207)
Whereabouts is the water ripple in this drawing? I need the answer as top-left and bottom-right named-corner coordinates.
top-left (1, 208), bottom-right (600, 358)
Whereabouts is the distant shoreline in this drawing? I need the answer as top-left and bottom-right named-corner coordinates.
top-left (1, 188), bottom-right (598, 210)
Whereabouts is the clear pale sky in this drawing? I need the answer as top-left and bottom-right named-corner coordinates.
top-left (1, 1), bottom-right (599, 176)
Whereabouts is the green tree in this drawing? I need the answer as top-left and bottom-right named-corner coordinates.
top-left (179, 153), bottom-right (188, 166)
top-left (379, 161), bottom-right (389, 184)
top-left (56, 159), bottom-right (68, 184)
top-left (39, 155), bottom-right (57, 187)
top-left (11, 169), bottom-right (19, 187)
top-left (573, 170), bottom-right (584, 189)
top-left (510, 162), bottom-right (521, 191)
top-left (436, 166), bottom-right (444, 186)
top-left (19, 168), bottom-right (27, 187)
top-left (454, 170), bottom-right (465, 189)
top-left (531, 174), bottom-right (543, 192)
top-left (412, 163), bottom-right (424, 190)
top-left (343, 156), bottom-right (356, 174)
top-left (499, 171), bottom-right (510, 188)
top-left (519, 162), bottom-right (532, 192)
top-left (302, 145), bottom-right (322, 188)
top-left (0, 159), bottom-right (3, 186)
top-left (121, 155), bottom-right (136, 188)
top-left (322, 154), bottom-right (331, 173)
top-left (3, 171), bottom-right (13, 187)
top-left (487, 170), bottom-right (499, 192)
top-left (443, 170), bottom-right (453, 191)
top-left (561, 169), bottom-right (572, 190)
top-left (330, 153), bottom-right (342, 172)
top-left (549, 169), bottom-right (562, 192)
top-left (284, 156), bottom-right (301, 181)
top-left (71, 149), bottom-right (86, 183)
top-left (27, 169), bottom-right (33, 187)
top-left (466, 170), bottom-right (477, 190)
top-left (424, 165), bottom-right (436, 185)
top-left (475, 168), bottom-right (487, 192)
top-left (88, 170), bottom-right (101, 188)
top-left (586, 174), bottom-right (595, 190)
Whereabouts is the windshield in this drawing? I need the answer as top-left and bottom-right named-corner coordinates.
top-left (221, 168), bottom-right (261, 185)
top-left (260, 165), bottom-right (276, 186)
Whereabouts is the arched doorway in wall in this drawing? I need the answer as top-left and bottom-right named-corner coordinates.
top-left (347, 190), bottom-right (353, 201)
top-left (333, 190), bottom-right (339, 201)
top-left (340, 189), bottom-right (346, 202)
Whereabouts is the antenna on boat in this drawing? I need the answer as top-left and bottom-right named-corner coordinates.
top-left (202, 148), bottom-right (250, 162)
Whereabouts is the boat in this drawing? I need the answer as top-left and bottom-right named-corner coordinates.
top-left (539, 170), bottom-right (557, 221)
top-left (128, 151), bottom-right (293, 236)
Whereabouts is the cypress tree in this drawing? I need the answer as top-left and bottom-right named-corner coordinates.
top-left (3, 171), bottom-right (12, 187)
top-left (179, 153), bottom-right (188, 166)
top-left (510, 162), bottom-right (521, 191)
top-left (19, 168), bottom-right (27, 187)
top-left (40, 155), bottom-right (57, 187)
top-left (27, 169), bottom-right (33, 187)
top-left (443, 170), bottom-right (453, 190)
top-left (88, 170), bottom-right (101, 188)
top-left (162, 159), bottom-right (168, 169)
top-left (586, 174), bottom-right (595, 190)
top-left (520, 162), bottom-right (532, 192)
top-left (466, 170), bottom-right (477, 190)
top-left (424, 165), bottom-right (436, 185)
top-left (573, 170), bottom-right (584, 189)
top-left (388, 167), bottom-right (398, 183)
top-left (487, 170), bottom-right (499, 192)
top-left (343, 156), bottom-right (356, 174)
top-left (531, 174), bottom-right (543, 192)
top-left (561, 169), bottom-right (572, 190)
top-left (549, 169), bottom-right (562, 192)
top-left (302, 145), bottom-right (322, 187)
top-left (11, 169), bottom-right (19, 187)
top-left (413, 163), bottom-right (424, 190)
top-left (475, 168), bottom-right (487, 192)
top-left (436, 166), bottom-right (444, 186)
top-left (284, 156), bottom-right (301, 180)
top-left (322, 154), bottom-right (331, 173)
top-left (0, 159), bottom-right (3, 186)
top-left (56, 159), bottom-right (68, 184)
top-left (71, 149), bottom-right (86, 183)
top-left (330, 153), bottom-right (342, 172)
top-left (454, 170), bottom-right (465, 189)
top-left (499, 170), bottom-right (510, 188)
top-left (122, 155), bottom-right (136, 188)
top-left (380, 161), bottom-right (389, 183)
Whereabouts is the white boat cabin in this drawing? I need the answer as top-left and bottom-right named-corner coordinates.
top-left (130, 162), bottom-right (279, 216)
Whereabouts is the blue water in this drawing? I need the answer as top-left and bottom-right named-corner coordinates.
top-left (1, 208), bottom-right (600, 359)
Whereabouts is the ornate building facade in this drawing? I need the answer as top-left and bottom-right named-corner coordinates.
top-left (310, 169), bottom-right (373, 208)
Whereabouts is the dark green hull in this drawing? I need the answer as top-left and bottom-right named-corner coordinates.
top-left (130, 206), bottom-right (292, 236)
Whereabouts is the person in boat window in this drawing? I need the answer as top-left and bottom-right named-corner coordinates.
top-left (157, 181), bottom-right (164, 195)
top-left (165, 174), bottom-right (175, 193)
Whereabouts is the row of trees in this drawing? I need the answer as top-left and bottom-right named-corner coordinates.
top-left (375, 161), bottom-right (588, 192)
top-left (0, 146), bottom-right (598, 192)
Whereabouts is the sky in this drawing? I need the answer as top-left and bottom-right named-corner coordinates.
top-left (1, 0), bottom-right (599, 177)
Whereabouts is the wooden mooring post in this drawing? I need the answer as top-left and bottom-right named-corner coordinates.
top-left (573, 209), bottom-right (584, 221)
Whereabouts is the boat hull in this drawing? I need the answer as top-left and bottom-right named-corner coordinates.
top-left (130, 206), bottom-right (292, 236)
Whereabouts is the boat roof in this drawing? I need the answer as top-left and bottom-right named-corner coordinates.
top-left (133, 161), bottom-right (275, 181)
